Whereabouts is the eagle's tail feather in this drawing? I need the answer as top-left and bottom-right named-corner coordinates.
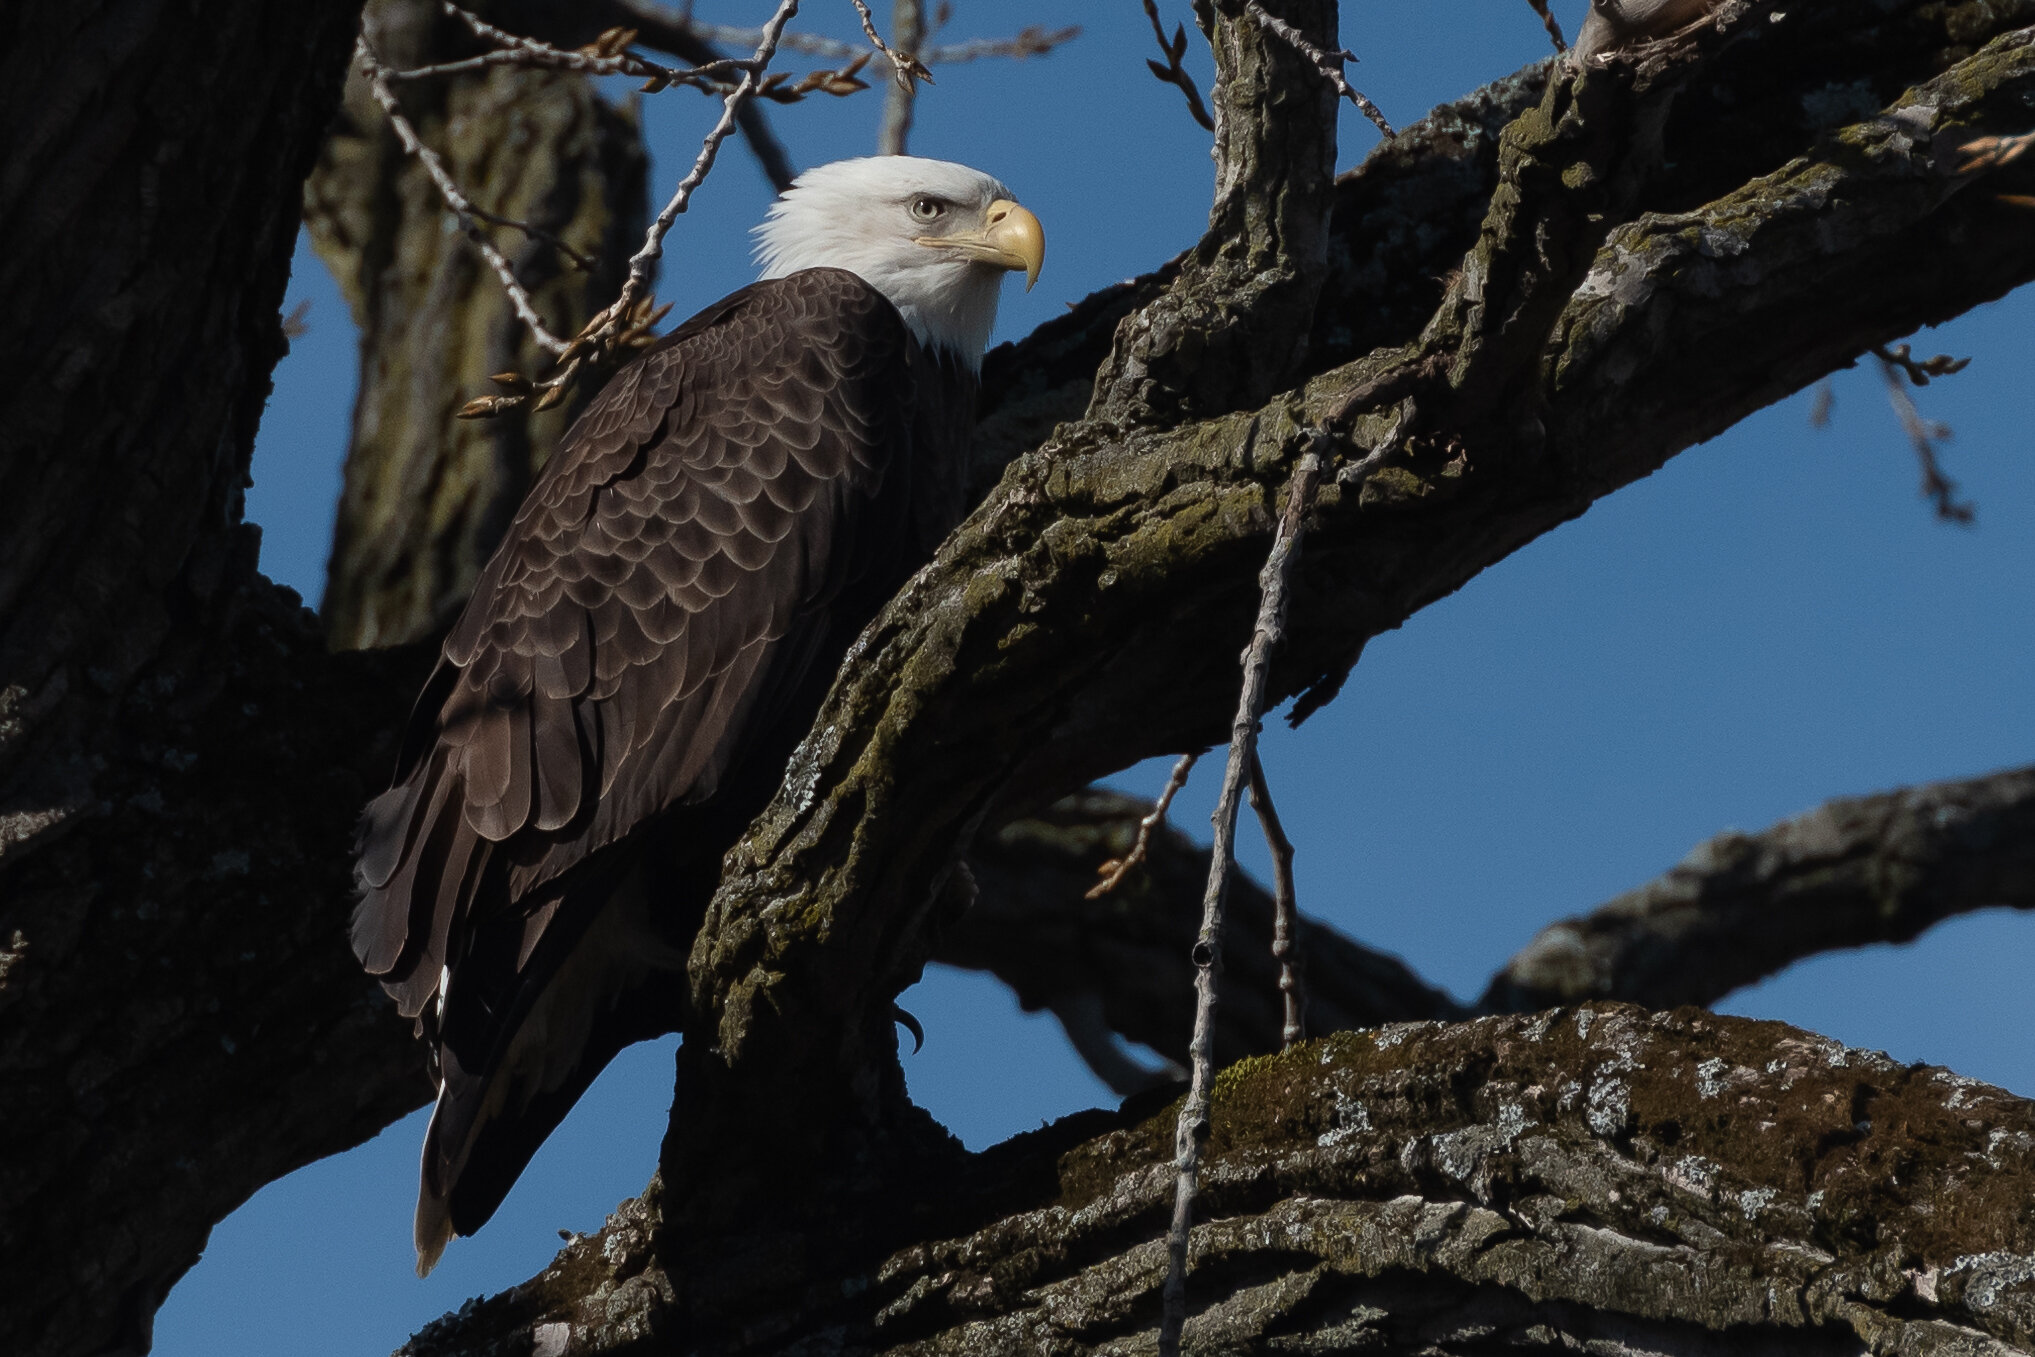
top-left (409, 855), bottom-right (689, 1273)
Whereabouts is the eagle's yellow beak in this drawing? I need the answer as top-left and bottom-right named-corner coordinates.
top-left (917, 199), bottom-right (1045, 291)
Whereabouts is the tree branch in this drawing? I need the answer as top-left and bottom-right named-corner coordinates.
top-left (1088, 0), bottom-right (1342, 426)
top-left (0, 9), bottom-right (385, 1353)
top-left (876, 0), bottom-right (923, 154)
top-left (657, 0), bottom-right (2035, 1272)
top-left (397, 1006), bottom-right (2035, 1354)
top-left (943, 790), bottom-right (1463, 1095)
top-left (1484, 764), bottom-right (2035, 1012)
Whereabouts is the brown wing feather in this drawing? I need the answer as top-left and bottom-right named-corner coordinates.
top-left (351, 269), bottom-right (973, 1262)
top-left (355, 270), bottom-right (930, 1001)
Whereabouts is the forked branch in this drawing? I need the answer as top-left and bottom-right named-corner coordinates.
top-left (1159, 448), bottom-right (1323, 1356)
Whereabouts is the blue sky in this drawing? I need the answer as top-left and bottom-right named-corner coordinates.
top-left (162, 3), bottom-right (2035, 1353)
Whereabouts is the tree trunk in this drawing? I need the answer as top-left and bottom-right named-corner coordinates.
top-left (0, 5), bottom-right (375, 1355)
top-left (309, 0), bottom-right (649, 648)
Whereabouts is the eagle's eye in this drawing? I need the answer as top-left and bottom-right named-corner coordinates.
top-left (909, 196), bottom-right (947, 222)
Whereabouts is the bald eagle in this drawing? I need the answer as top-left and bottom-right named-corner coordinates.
top-left (351, 157), bottom-right (1045, 1275)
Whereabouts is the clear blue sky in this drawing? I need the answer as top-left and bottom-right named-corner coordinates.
top-left (159, 3), bottom-right (2035, 1353)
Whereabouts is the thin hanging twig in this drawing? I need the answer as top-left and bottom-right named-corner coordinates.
top-left (1872, 348), bottom-right (1975, 524)
top-left (661, 16), bottom-right (1078, 67)
top-left (1243, 1), bottom-right (1394, 137)
top-left (878, 0), bottom-right (923, 154)
top-left (584, 0), bottom-right (802, 367)
top-left (1525, 0), bottom-right (1569, 52)
top-left (1087, 753), bottom-right (1199, 899)
top-left (1246, 749), bottom-right (1304, 1050)
top-left (1157, 447), bottom-right (1323, 1357)
top-left (354, 36), bottom-right (570, 357)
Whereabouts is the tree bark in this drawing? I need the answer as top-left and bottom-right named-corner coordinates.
top-left (4, 1), bottom-right (2035, 1354)
top-left (396, 1005), bottom-right (2035, 1355)
top-left (0, 4), bottom-right (375, 1355)
top-left (669, 0), bottom-right (2035, 1241)
top-left (1087, 0), bottom-right (1342, 428)
top-left (310, 0), bottom-right (649, 648)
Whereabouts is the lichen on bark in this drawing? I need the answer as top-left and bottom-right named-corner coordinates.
top-left (400, 1006), bottom-right (2035, 1354)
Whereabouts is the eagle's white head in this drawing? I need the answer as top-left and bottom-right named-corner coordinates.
top-left (753, 156), bottom-right (1045, 370)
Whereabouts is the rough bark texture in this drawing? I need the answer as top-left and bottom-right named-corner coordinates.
top-left (646, 5), bottom-right (2035, 1344)
top-left (663, 0), bottom-right (2035, 1256)
top-left (309, 0), bottom-right (648, 648)
top-left (0, 4), bottom-right (379, 1355)
top-left (1086, 0), bottom-right (1341, 427)
top-left (4, 1), bottom-right (2035, 1354)
top-left (396, 1006), bottom-right (2035, 1355)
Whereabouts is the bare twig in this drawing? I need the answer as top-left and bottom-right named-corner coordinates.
top-left (575, 1), bottom-right (801, 379)
top-left (1808, 378), bottom-right (1834, 429)
top-left (1244, 1), bottom-right (1394, 138)
top-left (355, 35), bottom-right (570, 357)
top-left (1246, 749), bottom-right (1304, 1051)
top-left (1960, 130), bottom-right (2035, 172)
top-left (666, 19), bottom-right (1078, 67)
top-left (371, 0), bottom-right (799, 417)
top-left (850, 0), bottom-right (933, 92)
top-left (597, 2), bottom-right (800, 192)
top-left (395, 6), bottom-right (740, 87)
top-left (412, 5), bottom-right (868, 106)
top-left (1958, 130), bottom-right (2035, 209)
top-left (1158, 448), bottom-right (1323, 1357)
top-left (1086, 752), bottom-right (1199, 899)
top-left (1873, 341), bottom-right (1971, 387)
top-left (1526, 0), bottom-right (1569, 52)
top-left (466, 202), bottom-right (596, 272)
top-left (1872, 348), bottom-right (1974, 524)
top-left (878, 0), bottom-right (923, 155)
top-left (1141, 0), bottom-right (1214, 132)
top-left (914, 26), bottom-right (1080, 64)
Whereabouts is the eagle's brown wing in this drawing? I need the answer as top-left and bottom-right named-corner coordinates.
top-left (349, 268), bottom-right (962, 1268)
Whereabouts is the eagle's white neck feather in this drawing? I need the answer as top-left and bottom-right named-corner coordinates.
top-left (753, 157), bottom-right (1016, 370)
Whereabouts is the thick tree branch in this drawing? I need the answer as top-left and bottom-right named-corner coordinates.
top-left (1485, 764), bottom-right (2035, 1012)
top-left (962, 761), bottom-right (2035, 1097)
top-left (657, 0), bottom-right (2035, 1281)
top-left (398, 1006), bottom-right (2035, 1354)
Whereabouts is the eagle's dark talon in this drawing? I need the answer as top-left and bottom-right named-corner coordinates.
top-left (894, 1003), bottom-right (927, 1055)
